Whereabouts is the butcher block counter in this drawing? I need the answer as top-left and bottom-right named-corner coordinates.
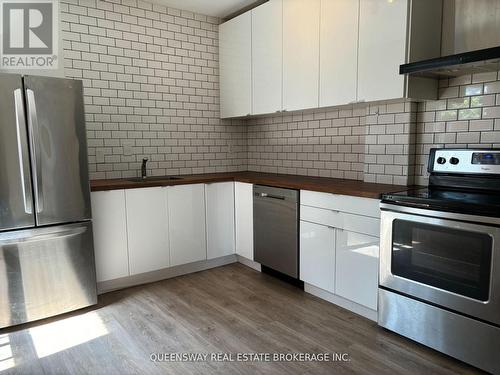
top-left (90, 171), bottom-right (405, 199)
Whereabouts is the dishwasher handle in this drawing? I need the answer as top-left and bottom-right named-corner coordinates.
top-left (255, 192), bottom-right (286, 201)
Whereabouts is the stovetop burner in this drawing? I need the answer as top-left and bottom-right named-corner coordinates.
top-left (382, 148), bottom-right (500, 218)
top-left (382, 187), bottom-right (500, 218)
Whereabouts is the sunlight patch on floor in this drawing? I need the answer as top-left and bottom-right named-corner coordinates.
top-left (29, 312), bottom-right (108, 358)
top-left (0, 335), bottom-right (15, 371)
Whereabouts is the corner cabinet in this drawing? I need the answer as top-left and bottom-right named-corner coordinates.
top-left (234, 182), bottom-right (254, 260)
top-left (219, 12), bottom-right (252, 118)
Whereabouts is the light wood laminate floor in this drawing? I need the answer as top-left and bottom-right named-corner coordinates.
top-left (0, 263), bottom-right (480, 374)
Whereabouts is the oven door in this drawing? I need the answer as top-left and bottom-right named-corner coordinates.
top-left (380, 204), bottom-right (500, 326)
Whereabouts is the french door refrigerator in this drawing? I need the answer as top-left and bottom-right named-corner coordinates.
top-left (0, 73), bottom-right (97, 328)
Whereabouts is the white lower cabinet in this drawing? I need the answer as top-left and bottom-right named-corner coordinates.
top-left (91, 190), bottom-right (129, 282)
top-left (234, 182), bottom-right (254, 260)
top-left (205, 182), bottom-right (235, 259)
top-left (300, 221), bottom-right (335, 293)
top-left (335, 229), bottom-right (379, 310)
top-left (168, 184), bottom-right (207, 266)
top-left (125, 187), bottom-right (170, 275)
top-left (300, 190), bottom-right (380, 317)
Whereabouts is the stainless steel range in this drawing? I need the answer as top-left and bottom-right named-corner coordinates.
top-left (379, 148), bottom-right (500, 374)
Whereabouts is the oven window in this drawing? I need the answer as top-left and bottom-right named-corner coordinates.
top-left (392, 220), bottom-right (492, 301)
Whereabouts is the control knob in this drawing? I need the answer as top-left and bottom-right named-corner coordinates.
top-left (450, 157), bottom-right (459, 165)
top-left (436, 157), bottom-right (446, 165)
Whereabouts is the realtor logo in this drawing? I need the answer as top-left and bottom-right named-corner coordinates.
top-left (0, 0), bottom-right (58, 69)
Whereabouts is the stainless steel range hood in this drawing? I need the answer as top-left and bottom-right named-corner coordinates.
top-left (400, 0), bottom-right (500, 79)
top-left (400, 46), bottom-right (500, 78)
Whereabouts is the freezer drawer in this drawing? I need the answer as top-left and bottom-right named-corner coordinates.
top-left (0, 222), bottom-right (97, 328)
top-left (24, 76), bottom-right (91, 226)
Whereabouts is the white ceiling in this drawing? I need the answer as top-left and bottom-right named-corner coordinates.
top-left (150, 0), bottom-right (258, 18)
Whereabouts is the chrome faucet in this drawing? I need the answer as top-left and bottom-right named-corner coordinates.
top-left (141, 158), bottom-right (148, 179)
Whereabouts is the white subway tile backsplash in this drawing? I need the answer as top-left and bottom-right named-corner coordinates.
top-left (62, 0), bottom-right (246, 179)
top-left (64, 0), bottom-right (500, 185)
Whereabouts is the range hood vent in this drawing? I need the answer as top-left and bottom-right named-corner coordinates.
top-left (400, 46), bottom-right (500, 79)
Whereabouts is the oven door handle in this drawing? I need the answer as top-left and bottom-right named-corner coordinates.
top-left (380, 202), bottom-right (500, 226)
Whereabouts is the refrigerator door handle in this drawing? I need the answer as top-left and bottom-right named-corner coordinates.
top-left (14, 89), bottom-right (33, 214)
top-left (26, 88), bottom-right (43, 214)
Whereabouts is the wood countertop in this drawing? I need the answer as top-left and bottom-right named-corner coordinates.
top-left (90, 171), bottom-right (407, 199)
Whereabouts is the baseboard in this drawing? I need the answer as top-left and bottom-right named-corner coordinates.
top-left (236, 255), bottom-right (261, 272)
top-left (304, 283), bottom-right (377, 322)
top-left (97, 254), bottom-right (238, 294)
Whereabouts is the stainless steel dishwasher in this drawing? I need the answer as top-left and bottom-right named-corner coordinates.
top-left (253, 185), bottom-right (299, 278)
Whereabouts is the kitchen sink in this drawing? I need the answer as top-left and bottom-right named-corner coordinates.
top-left (127, 176), bottom-right (183, 183)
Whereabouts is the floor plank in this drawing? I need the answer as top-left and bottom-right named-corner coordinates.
top-left (0, 263), bottom-right (481, 374)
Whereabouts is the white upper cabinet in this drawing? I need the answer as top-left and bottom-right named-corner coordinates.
top-left (219, 12), bottom-right (252, 118)
top-left (205, 182), bottom-right (235, 260)
top-left (125, 187), bottom-right (170, 275)
top-left (283, 0), bottom-right (320, 111)
top-left (91, 191), bottom-right (129, 282)
top-left (357, 0), bottom-right (408, 102)
top-left (168, 184), bottom-right (207, 266)
top-left (358, 0), bottom-right (442, 102)
top-left (252, 0), bottom-right (283, 115)
top-left (319, 0), bottom-right (359, 108)
top-left (234, 182), bottom-right (254, 260)
top-left (219, 0), bottom-right (442, 116)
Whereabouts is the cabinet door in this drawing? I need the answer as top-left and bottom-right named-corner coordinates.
top-left (235, 182), bottom-right (254, 260)
top-left (358, 0), bottom-right (408, 102)
top-left (91, 191), bottom-right (129, 282)
top-left (300, 220), bottom-right (335, 293)
top-left (206, 182), bottom-right (235, 259)
top-left (252, 0), bottom-right (283, 115)
top-left (168, 184), bottom-right (207, 266)
top-left (319, 0), bottom-right (358, 107)
top-left (283, 0), bottom-right (320, 111)
top-left (126, 187), bottom-right (169, 275)
top-left (335, 229), bottom-right (379, 310)
top-left (219, 12), bottom-right (252, 118)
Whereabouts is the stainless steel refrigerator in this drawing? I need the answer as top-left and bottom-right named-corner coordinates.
top-left (0, 73), bottom-right (97, 328)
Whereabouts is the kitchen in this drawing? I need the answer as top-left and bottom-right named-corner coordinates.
top-left (0, 0), bottom-right (499, 373)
